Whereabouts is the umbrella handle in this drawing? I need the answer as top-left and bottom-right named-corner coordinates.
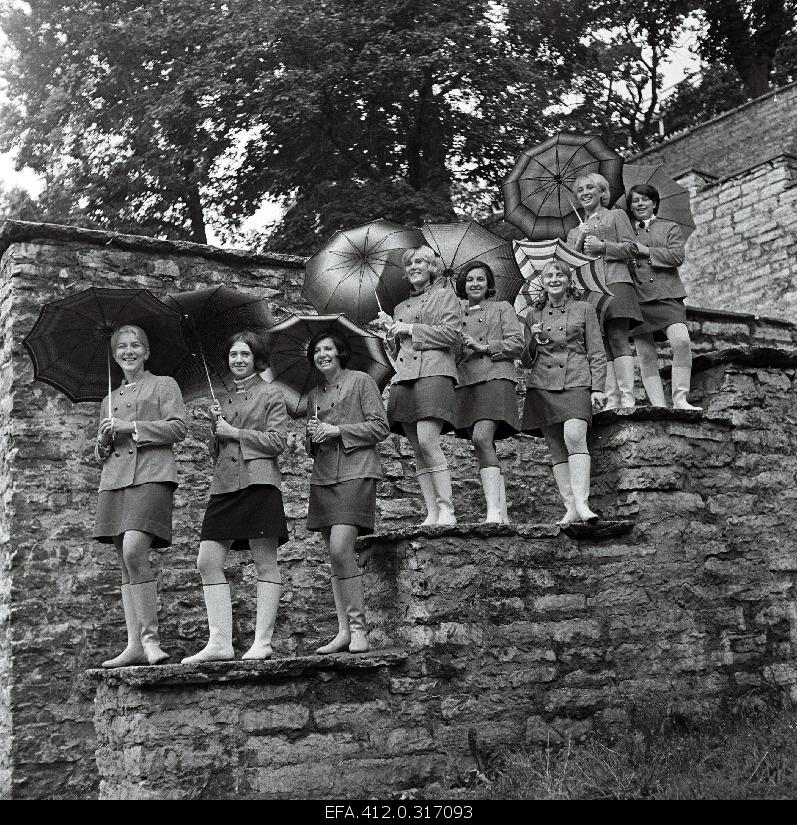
top-left (187, 315), bottom-right (218, 404)
top-left (373, 289), bottom-right (383, 314)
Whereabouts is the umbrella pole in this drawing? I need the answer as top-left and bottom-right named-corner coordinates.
top-left (563, 190), bottom-right (585, 226)
top-left (188, 316), bottom-right (217, 403)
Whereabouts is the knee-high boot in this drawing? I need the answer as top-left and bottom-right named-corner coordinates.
top-left (416, 468), bottom-right (439, 526)
top-left (498, 471), bottom-right (510, 524)
top-left (128, 580), bottom-right (170, 665)
top-left (315, 576), bottom-right (350, 654)
top-left (479, 466), bottom-right (503, 524)
top-left (640, 370), bottom-right (667, 407)
top-left (242, 580), bottom-right (281, 660)
top-left (603, 361), bottom-right (620, 410)
top-left (181, 582), bottom-right (235, 664)
top-left (551, 462), bottom-right (579, 525)
top-left (568, 453), bottom-right (600, 524)
top-left (102, 584), bottom-right (147, 668)
top-left (428, 465), bottom-right (457, 526)
top-left (337, 573), bottom-right (369, 654)
top-left (613, 355), bottom-right (637, 408)
top-left (671, 364), bottom-right (703, 411)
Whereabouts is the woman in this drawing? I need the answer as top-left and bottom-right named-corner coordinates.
top-left (520, 261), bottom-right (606, 524)
top-left (380, 245), bottom-right (462, 526)
top-left (454, 261), bottom-right (524, 523)
top-left (95, 324), bottom-right (187, 667)
top-left (567, 172), bottom-right (641, 409)
top-left (625, 183), bottom-right (702, 410)
top-left (182, 331), bottom-right (289, 664)
top-left (305, 330), bottom-right (390, 655)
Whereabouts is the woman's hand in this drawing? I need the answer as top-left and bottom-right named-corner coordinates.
top-left (98, 417), bottom-right (115, 445)
top-left (462, 333), bottom-right (489, 354)
top-left (377, 311), bottom-right (394, 330)
top-left (309, 421), bottom-right (341, 443)
top-left (209, 400), bottom-right (223, 420)
top-left (214, 417), bottom-right (240, 440)
top-left (583, 235), bottom-right (606, 256)
top-left (591, 391), bottom-right (606, 411)
top-left (390, 320), bottom-right (413, 339)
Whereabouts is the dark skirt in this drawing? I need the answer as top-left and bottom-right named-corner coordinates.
top-left (630, 298), bottom-right (687, 340)
top-left (604, 282), bottom-right (644, 326)
top-left (307, 478), bottom-right (377, 535)
top-left (200, 484), bottom-right (289, 549)
top-left (387, 376), bottom-right (457, 435)
top-left (521, 386), bottom-right (593, 437)
top-left (454, 378), bottom-right (520, 440)
top-left (94, 482), bottom-right (175, 548)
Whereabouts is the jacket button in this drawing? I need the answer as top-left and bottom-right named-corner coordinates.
top-left (648, 260), bottom-right (653, 264)
top-left (413, 356), bottom-right (418, 360)
top-left (548, 311), bottom-right (553, 315)
top-left (119, 391), bottom-right (124, 396)
top-left (331, 402), bottom-right (335, 407)
top-left (399, 357), bottom-right (404, 362)
top-left (128, 449), bottom-right (134, 454)
top-left (127, 403), bottom-right (132, 408)
top-left (561, 309), bottom-right (565, 313)
top-left (547, 327), bottom-right (552, 331)
top-left (113, 407), bottom-right (118, 412)
top-left (650, 278), bottom-right (654, 282)
top-left (559, 326), bottom-right (563, 330)
top-left (113, 452), bottom-right (120, 457)
top-left (560, 364), bottom-right (564, 368)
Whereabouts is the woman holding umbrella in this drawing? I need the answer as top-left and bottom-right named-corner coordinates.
top-left (624, 184), bottom-right (702, 410)
top-left (453, 261), bottom-right (524, 523)
top-left (520, 261), bottom-right (606, 524)
top-left (95, 324), bottom-right (187, 667)
top-left (380, 245), bottom-right (462, 526)
top-left (181, 331), bottom-right (290, 664)
top-left (567, 172), bottom-right (642, 409)
top-left (305, 329), bottom-right (390, 654)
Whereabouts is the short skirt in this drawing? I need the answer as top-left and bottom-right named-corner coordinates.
top-left (94, 482), bottom-right (175, 548)
top-left (200, 484), bottom-right (289, 549)
top-left (387, 376), bottom-right (457, 435)
top-left (630, 298), bottom-right (687, 340)
top-left (521, 386), bottom-right (593, 436)
top-left (453, 378), bottom-right (520, 440)
top-left (603, 282), bottom-right (644, 327)
top-left (306, 478), bottom-right (377, 535)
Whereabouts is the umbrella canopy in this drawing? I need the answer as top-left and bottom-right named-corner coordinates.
top-left (264, 313), bottom-right (395, 419)
top-left (420, 220), bottom-right (525, 303)
top-left (163, 285), bottom-right (275, 402)
top-left (22, 286), bottom-right (190, 403)
top-left (612, 163), bottom-right (696, 240)
top-left (513, 238), bottom-right (614, 327)
top-left (302, 219), bottom-right (425, 325)
top-left (502, 131), bottom-right (624, 240)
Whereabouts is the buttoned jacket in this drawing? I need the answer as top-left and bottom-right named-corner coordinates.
top-left (520, 299), bottom-right (606, 391)
top-left (386, 281), bottom-right (462, 383)
top-left (626, 217), bottom-right (687, 302)
top-left (95, 371), bottom-right (187, 492)
top-left (566, 207), bottom-right (635, 285)
top-left (305, 369), bottom-right (390, 485)
top-left (209, 377), bottom-right (288, 495)
top-left (456, 299), bottom-right (524, 387)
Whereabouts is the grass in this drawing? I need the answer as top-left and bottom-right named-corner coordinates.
top-left (460, 698), bottom-right (797, 800)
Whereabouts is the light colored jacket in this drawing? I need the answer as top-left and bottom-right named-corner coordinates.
top-left (95, 371), bottom-right (187, 492)
top-left (520, 299), bottom-right (606, 391)
top-left (209, 376), bottom-right (288, 495)
top-left (626, 217), bottom-right (687, 302)
top-left (306, 369), bottom-right (390, 485)
top-left (456, 299), bottom-right (524, 387)
top-left (387, 280), bottom-right (462, 383)
top-left (566, 207), bottom-right (635, 285)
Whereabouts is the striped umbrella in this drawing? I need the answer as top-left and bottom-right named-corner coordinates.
top-left (512, 238), bottom-right (614, 325)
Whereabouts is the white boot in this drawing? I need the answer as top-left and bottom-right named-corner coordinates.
top-left (613, 355), bottom-right (636, 408)
top-left (603, 361), bottom-right (620, 410)
top-left (479, 467), bottom-right (503, 524)
top-left (338, 574), bottom-right (369, 654)
top-left (102, 584), bottom-right (147, 668)
top-left (671, 365), bottom-right (703, 411)
top-left (498, 471), bottom-right (510, 524)
top-left (242, 580), bottom-right (281, 660)
top-left (315, 577), bottom-right (350, 654)
top-left (181, 583), bottom-right (235, 664)
top-left (551, 462), bottom-right (579, 525)
top-left (416, 468), bottom-right (439, 526)
top-left (640, 371), bottom-right (667, 407)
top-left (429, 465), bottom-right (457, 526)
top-left (128, 580), bottom-right (170, 665)
top-left (568, 453), bottom-right (600, 524)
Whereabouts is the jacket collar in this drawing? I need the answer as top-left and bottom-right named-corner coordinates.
top-left (118, 369), bottom-right (152, 391)
top-left (409, 279), bottom-right (438, 298)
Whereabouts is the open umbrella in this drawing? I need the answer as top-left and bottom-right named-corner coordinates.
top-left (420, 220), bottom-right (525, 302)
top-left (23, 286), bottom-right (190, 403)
top-left (163, 285), bottom-right (275, 402)
top-left (502, 132), bottom-right (624, 240)
top-left (264, 313), bottom-right (394, 419)
top-left (512, 238), bottom-right (614, 327)
top-left (302, 219), bottom-right (425, 325)
top-left (612, 163), bottom-right (696, 241)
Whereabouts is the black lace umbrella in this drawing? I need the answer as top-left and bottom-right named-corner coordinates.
top-left (23, 286), bottom-right (190, 403)
top-left (502, 132), bottom-right (624, 240)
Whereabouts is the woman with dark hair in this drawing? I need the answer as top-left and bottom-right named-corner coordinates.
top-left (520, 261), bottom-right (606, 524)
top-left (453, 261), bottom-right (524, 523)
top-left (379, 245), bottom-right (462, 526)
top-left (182, 330), bottom-right (290, 664)
top-left (625, 184), bottom-right (702, 410)
top-left (567, 172), bottom-right (642, 409)
top-left (95, 324), bottom-right (187, 667)
top-left (305, 329), bottom-right (390, 654)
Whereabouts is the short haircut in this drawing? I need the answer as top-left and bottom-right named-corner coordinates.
top-left (627, 183), bottom-right (661, 215)
top-left (110, 324), bottom-right (150, 352)
top-left (456, 260), bottom-right (496, 299)
top-left (225, 330), bottom-right (270, 372)
top-left (574, 172), bottom-right (612, 206)
top-left (401, 245), bottom-right (443, 282)
top-left (306, 329), bottom-right (352, 369)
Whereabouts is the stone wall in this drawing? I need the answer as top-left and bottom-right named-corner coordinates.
top-left (89, 348), bottom-right (797, 799)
